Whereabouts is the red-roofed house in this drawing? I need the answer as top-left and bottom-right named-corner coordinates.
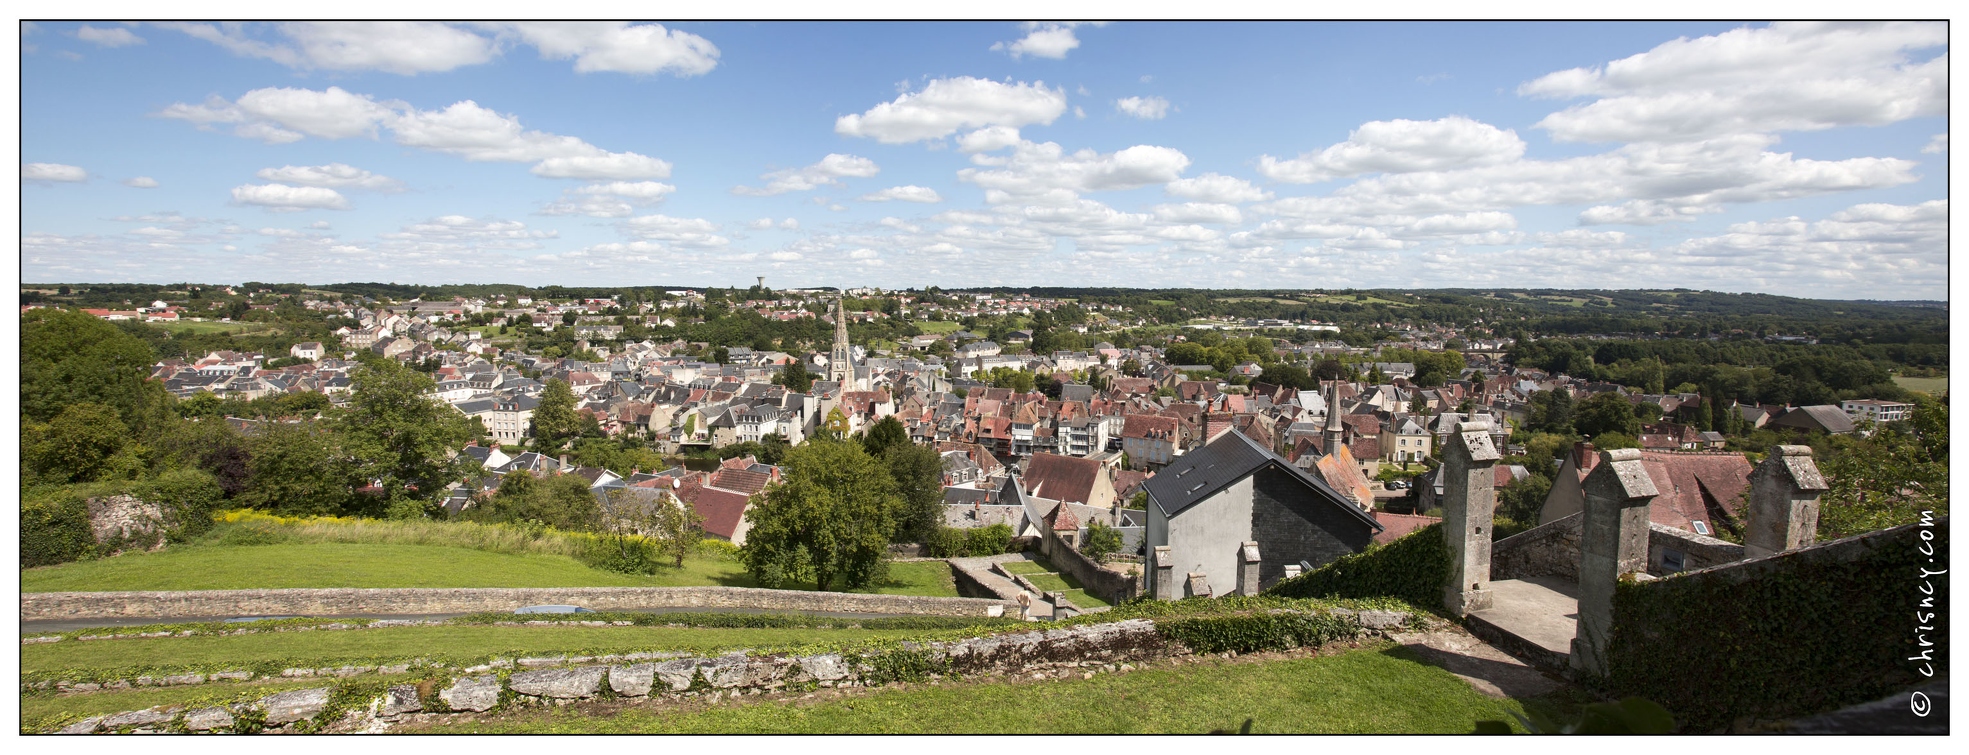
top-left (1372, 512), bottom-right (1442, 545)
top-left (1021, 452), bottom-right (1117, 510)
top-left (1121, 414), bottom-right (1180, 470)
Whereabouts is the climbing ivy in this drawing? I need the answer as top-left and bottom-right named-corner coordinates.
top-left (1603, 520), bottom-right (1948, 732)
top-left (1153, 611), bottom-right (1361, 654)
top-left (1262, 523), bottom-right (1451, 611)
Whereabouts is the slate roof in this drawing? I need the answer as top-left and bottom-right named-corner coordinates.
top-left (1770, 405), bottom-right (1857, 434)
top-left (1142, 429), bottom-right (1382, 534)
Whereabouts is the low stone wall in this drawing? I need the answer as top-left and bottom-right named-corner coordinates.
top-left (1491, 513), bottom-right (1583, 582)
top-left (49, 607), bottom-right (1423, 734)
top-left (54, 619), bottom-right (1174, 734)
top-left (21, 586), bottom-right (1017, 621)
top-left (1034, 523), bottom-right (1140, 605)
top-left (1493, 513), bottom-right (1748, 582)
top-left (1647, 522), bottom-right (1744, 574)
top-left (948, 554), bottom-right (1029, 603)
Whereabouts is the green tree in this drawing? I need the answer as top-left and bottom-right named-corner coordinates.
top-left (23, 402), bottom-right (138, 485)
top-left (1574, 392), bottom-right (1642, 438)
top-left (335, 359), bottom-right (474, 518)
top-left (531, 379), bottom-right (580, 450)
top-left (774, 360), bottom-right (814, 393)
top-left (238, 422), bottom-right (356, 516)
top-left (472, 471), bottom-right (603, 531)
top-left (759, 432), bottom-right (791, 465)
top-left (739, 439), bottom-right (901, 591)
top-left (1082, 520), bottom-right (1123, 562)
top-left (861, 415), bottom-right (910, 456)
top-left (21, 309), bottom-right (174, 435)
top-left (883, 442), bottom-right (945, 544)
top-left (1817, 399), bottom-right (1948, 539)
top-left (1528, 389), bottom-right (1576, 435)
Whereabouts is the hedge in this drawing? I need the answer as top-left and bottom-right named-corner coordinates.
top-left (1262, 523), bottom-right (1450, 611)
top-left (21, 493), bottom-right (96, 568)
top-left (1603, 519), bottom-right (1948, 732)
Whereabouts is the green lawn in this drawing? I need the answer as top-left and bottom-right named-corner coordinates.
top-left (1893, 375), bottom-right (1948, 395)
top-left (997, 561), bottom-right (1050, 576)
top-left (21, 543), bottom-right (956, 598)
top-left (916, 320), bottom-right (962, 334)
top-left (408, 645), bottom-right (1551, 734)
top-left (995, 557), bottom-right (1111, 608)
top-left (24, 624), bottom-right (946, 679)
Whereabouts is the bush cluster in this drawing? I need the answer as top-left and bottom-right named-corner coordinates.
top-left (1262, 523), bottom-right (1450, 611)
top-left (1154, 611), bottom-right (1361, 654)
top-left (924, 523), bottom-right (1016, 558)
top-left (19, 471), bottom-right (225, 567)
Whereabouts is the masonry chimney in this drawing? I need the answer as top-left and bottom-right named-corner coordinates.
top-left (559, 454), bottom-right (569, 471)
top-left (1572, 441), bottom-right (1597, 473)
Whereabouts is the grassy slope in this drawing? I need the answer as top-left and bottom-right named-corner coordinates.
top-left (24, 624), bottom-right (942, 677)
top-left (1893, 375), bottom-right (1948, 395)
top-left (21, 543), bottom-right (957, 597)
top-left (915, 320), bottom-right (963, 334)
top-left (411, 646), bottom-right (1544, 734)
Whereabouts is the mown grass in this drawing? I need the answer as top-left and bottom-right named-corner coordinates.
top-left (407, 645), bottom-right (1549, 734)
top-left (23, 542), bottom-right (958, 596)
top-left (168, 320), bottom-right (275, 335)
top-left (23, 624), bottom-right (944, 679)
top-left (997, 557), bottom-right (1111, 608)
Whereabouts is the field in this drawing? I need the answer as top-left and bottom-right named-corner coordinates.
top-left (404, 645), bottom-right (1561, 734)
top-left (165, 320), bottom-right (276, 335)
top-left (915, 320), bottom-right (963, 334)
top-left (1893, 375), bottom-right (1949, 395)
top-left (21, 542), bottom-right (957, 596)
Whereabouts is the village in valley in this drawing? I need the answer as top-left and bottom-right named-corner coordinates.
top-left (18, 19), bottom-right (1948, 738)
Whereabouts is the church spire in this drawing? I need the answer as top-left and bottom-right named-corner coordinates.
top-left (829, 295), bottom-right (853, 387)
top-left (1323, 379), bottom-right (1346, 455)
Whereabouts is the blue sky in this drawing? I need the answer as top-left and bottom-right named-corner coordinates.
top-left (19, 21), bottom-right (1949, 298)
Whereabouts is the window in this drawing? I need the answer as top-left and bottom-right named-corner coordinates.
top-left (1691, 521), bottom-right (1711, 536)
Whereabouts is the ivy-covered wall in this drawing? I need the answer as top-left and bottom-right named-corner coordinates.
top-left (1261, 523), bottom-right (1449, 611)
top-left (1604, 518), bottom-right (1947, 732)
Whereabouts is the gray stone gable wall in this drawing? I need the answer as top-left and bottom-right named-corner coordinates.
top-left (1248, 467), bottom-right (1375, 588)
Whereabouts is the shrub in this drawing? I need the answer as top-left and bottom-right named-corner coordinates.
top-left (965, 523), bottom-right (1014, 556)
top-left (1082, 521), bottom-right (1123, 562)
top-left (1155, 610), bottom-right (1361, 654)
top-left (925, 526), bottom-right (969, 558)
top-left (21, 491), bottom-right (95, 567)
top-left (135, 467), bottom-right (224, 540)
top-left (1264, 523), bottom-right (1450, 611)
top-left (580, 534), bottom-right (666, 575)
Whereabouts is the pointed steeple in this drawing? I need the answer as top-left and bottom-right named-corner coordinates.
top-left (829, 295), bottom-right (853, 387)
top-left (1323, 379), bottom-right (1346, 455)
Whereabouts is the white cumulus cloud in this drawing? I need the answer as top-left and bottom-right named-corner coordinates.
top-left (1259, 116), bottom-right (1526, 183)
top-left (122, 176), bottom-right (159, 188)
top-left (991, 22), bottom-right (1107, 60)
top-left (733, 154), bottom-right (880, 196)
top-left (256, 163), bottom-right (404, 192)
top-left (231, 183), bottom-right (351, 211)
top-left (860, 185), bottom-right (942, 203)
top-left (1114, 96), bottom-right (1170, 120)
top-left (1522, 22), bottom-right (1947, 143)
top-left (1166, 173), bottom-right (1271, 203)
top-left (77, 25), bottom-right (144, 47)
top-left (540, 181), bottom-right (678, 217)
top-left (487, 22), bottom-right (719, 76)
top-left (23, 163), bottom-right (87, 182)
top-left (1922, 133), bottom-right (1947, 153)
top-left (960, 140), bottom-right (1191, 203)
top-left (836, 77), bottom-right (1068, 144)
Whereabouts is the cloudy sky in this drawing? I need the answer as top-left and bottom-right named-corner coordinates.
top-left (18, 21), bottom-right (1949, 299)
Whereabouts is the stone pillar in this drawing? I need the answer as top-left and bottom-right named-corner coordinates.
top-left (1441, 419), bottom-right (1501, 616)
top-left (1282, 564), bottom-right (1303, 581)
top-left (1570, 449), bottom-right (1659, 679)
top-left (1744, 445), bottom-right (1828, 560)
top-left (1184, 572), bottom-right (1211, 599)
top-left (1046, 591), bottom-right (1068, 621)
top-left (1152, 546), bottom-right (1175, 601)
top-left (1236, 541), bottom-right (1262, 596)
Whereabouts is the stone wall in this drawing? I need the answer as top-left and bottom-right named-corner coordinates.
top-left (1492, 512), bottom-right (1747, 582)
top-left (49, 607), bottom-right (1422, 734)
top-left (1490, 512), bottom-right (1583, 582)
top-left (21, 586), bottom-right (1017, 622)
top-left (86, 495), bottom-right (165, 545)
top-left (1034, 521), bottom-right (1140, 605)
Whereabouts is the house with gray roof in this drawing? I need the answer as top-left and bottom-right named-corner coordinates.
top-left (1141, 430), bottom-right (1383, 599)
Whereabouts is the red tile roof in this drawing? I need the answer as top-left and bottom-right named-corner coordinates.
top-left (1021, 453), bottom-right (1106, 505)
top-left (1373, 513), bottom-right (1442, 545)
top-left (1122, 413), bottom-right (1179, 439)
top-left (677, 485), bottom-right (752, 541)
top-left (1639, 450), bottom-right (1752, 535)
